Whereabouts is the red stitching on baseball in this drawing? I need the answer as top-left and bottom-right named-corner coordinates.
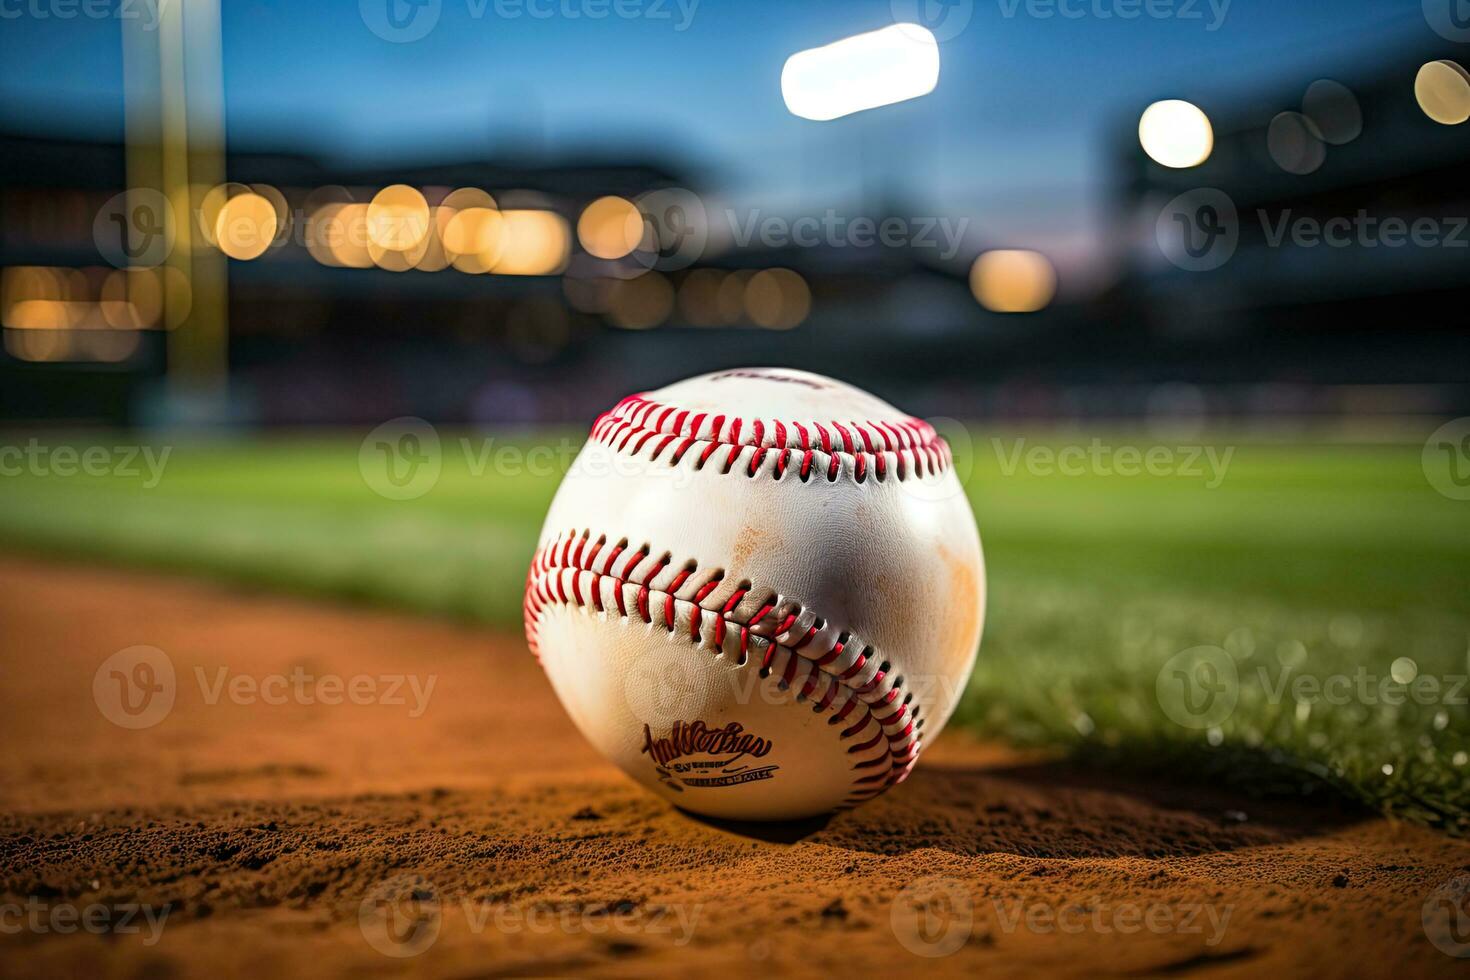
top-left (587, 394), bottom-right (950, 483)
top-left (694, 574), bottom-right (722, 603)
top-left (525, 529), bottom-right (924, 805)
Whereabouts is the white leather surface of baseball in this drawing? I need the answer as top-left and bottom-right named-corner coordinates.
top-left (524, 368), bottom-right (985, 820)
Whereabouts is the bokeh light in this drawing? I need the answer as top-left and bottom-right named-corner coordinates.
top-left (1301, 79), bottom-right (1361, 145)
top-left (1, 263), bottom-right (148, 362)
top-left (307, 202), bottom-right (373, 269)
top-left (563, 275), bottom-right (616, 314)
top-left (215, 192), bottom-right (278, 260)
top-left (1138, 100), bottom-right (1214, 168)
top-left (4, 327), bottom-right (139, 363)
top-left (4, 299), bottom-right (73, 330)
top-left (781, 24), bottom-right (940, 121)
top-left (1267, 111), bottom-right (1327, 175)
top-left (743, 268), bottom-right (810, 329)
top-left (577, 196), bottom-right (642, 260)
top-left (2, 266), bottom-right (66, 323)
top-left (413, 207), bottom-right (455, 272)
top-left (444, 207), bottom-right (505, 274)
top-left (969, 250), bottom-right (1056, 313)
top-left (251, 183), bottom-right (291, 243)
top-left (100, 268), bottom-right (163, 328)
top-left (607, 272), bottom-right (673, 329)
top-left (441, 187), bottom-right (498, 212)
top-left (3, 328), bottom-right (67, 361)
top-left (197, 182), bottom-right (249, 247)
top-left (1415, 60), bottom-right (1470, 125)
top-left (369, 235), bottom-right (429, 272)
top-left (676, 269), bottom-right (725, 326)
top-left (366, 184), bottom-right (431, 252)
top-left (492, 210), bottom-right (571, 276)
top-left (332, 204), bottom-right (375, 268)
top-left (715, 269), bottom-right (753, 325)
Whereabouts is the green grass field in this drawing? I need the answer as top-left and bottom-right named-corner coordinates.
top-left (1, 428), bottom-right (1466, 831)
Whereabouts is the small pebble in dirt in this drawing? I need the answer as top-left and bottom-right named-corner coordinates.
top-left (571, 807), bottom-right (602, 821)
top-left (820, 898), bottom-right (848, 921)
top-left (1223, 810), bottom-right (1248, 823)
top-left (1332, 873), bottom-right (1349, 888)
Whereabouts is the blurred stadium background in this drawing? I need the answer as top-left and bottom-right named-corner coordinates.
top-left (2, 1), bottom-right (1468, 424)
top-left (0, 1), bottom-right (1467, 829)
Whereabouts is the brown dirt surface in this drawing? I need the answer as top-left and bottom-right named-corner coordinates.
top-left (1, 555), bottom-right (1467, 978)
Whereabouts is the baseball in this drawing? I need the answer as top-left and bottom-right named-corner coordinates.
top-left (524, 368), bottom-right (985, 820)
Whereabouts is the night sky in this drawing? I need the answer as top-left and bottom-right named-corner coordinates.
top-left (0, 0), bottom-right (1441, 269)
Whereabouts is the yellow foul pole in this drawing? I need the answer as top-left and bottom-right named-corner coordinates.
top-left (122, 0), bottom-right (228, 400)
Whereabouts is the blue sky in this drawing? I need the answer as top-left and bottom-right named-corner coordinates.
top-left (0, 0), bottom-right (1440, 271)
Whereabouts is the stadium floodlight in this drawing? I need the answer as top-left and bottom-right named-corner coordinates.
top-left (781, 24), bottom-right (940, 122)
top-left (1138, 99), bottom-right (1214, 169)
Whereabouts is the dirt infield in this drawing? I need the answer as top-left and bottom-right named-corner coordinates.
top-left (1, 556), bottom-right (1467, 978)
